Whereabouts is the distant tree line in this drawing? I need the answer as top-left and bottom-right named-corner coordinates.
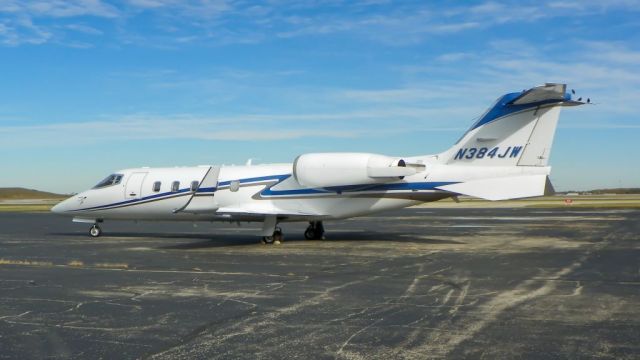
top-left (561, 188), bottom-right (640, 195)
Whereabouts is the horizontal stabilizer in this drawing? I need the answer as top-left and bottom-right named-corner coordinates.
top-left (435, 175), bottom-right (549, 201)
top-left (508, 83), bottom-right (567, 105)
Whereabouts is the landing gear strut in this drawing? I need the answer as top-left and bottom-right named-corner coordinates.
top-left (304, 221), bottom-right (325, 240)
top-left (262, 227), bottom-right (283, 245)
top-left (89, 224), bottom-right (102, 237)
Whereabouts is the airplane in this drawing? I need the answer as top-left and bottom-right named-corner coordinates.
top-left (52, 83), bottom-right (585, 244)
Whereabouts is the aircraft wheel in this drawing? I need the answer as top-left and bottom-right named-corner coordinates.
top-left (273, 227), bottom-right (283, 245)
top-left (304, 228), bottom-right (316, 240)
top-left (304, 221), bottom-right (324, 240)
top-left (89, 225), bottom-right (102, 238)
top-left (263, 227), bottom-right (283, 245)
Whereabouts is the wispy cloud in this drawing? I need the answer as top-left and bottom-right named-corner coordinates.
top-left (2, 1), bottom-right (639, 47)
top-left (474, 40), bottom-right (640, 114)
top-left (0, 16), bottom-right (51, 45)
top-left (0, 110), bottom-right (466, 149)
top-left (582, 41), bottom-right (640, 64)
top-left (435, 52), bottom-right (476, 63)
top-left (0, 0), bottom-right (119, 18)
top-left (334, 38), bottom-right (640, 128)
top-left (5, 33), bottom-right (637, 149)
top-left (65, 23), bottom-right (103, 35)
top-left (125, 0), bottom-right (231, 17)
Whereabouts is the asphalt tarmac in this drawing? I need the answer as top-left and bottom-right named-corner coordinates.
top-left (0, 208), bottom-right (638, 359)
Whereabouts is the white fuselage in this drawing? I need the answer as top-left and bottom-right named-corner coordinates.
top-left (51, 161), bottom-right (426, 222)
top-left (51, 155), bottom-right (549, 223)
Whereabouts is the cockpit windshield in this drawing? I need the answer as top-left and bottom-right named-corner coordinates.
top-left (93, 174), bottom-right (124, 189)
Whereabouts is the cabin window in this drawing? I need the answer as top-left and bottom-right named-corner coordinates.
top-left (152, 181), bottom-right (161, 192)
top-left (93, 174), bottom-right (123, 189)
top-left (171, 181), bottom-right (180, 192)
top-left (190, 181), bottom-right (199, 192)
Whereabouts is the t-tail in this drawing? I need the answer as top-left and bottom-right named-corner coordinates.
top-left (433, 83), bottom-right (585, 200)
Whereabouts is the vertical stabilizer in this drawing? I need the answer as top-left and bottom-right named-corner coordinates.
top-left (439, 83), bottom-right (582, 167)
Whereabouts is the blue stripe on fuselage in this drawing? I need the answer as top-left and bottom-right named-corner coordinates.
top-left (74, 186), bottom-right (217, 211)
top-left (217, 174), bottom-right (290, 188)
top-left (260, 179), bottom-right (457, 197)
top-left (74, 173), bottom-right (458, 211)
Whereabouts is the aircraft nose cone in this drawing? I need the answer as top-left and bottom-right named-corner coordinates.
top-left (51, 200), bottom-right (66, 214)
top-left (51, 197), bottom-right (74, 214)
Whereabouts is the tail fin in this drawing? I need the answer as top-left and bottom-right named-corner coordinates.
top-left (439, 83), bottom-right (582, 166)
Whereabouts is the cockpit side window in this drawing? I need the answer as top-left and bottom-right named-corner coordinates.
top-left (93, 174), bottom-right (124, 189)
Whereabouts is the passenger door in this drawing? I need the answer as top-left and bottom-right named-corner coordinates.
top-left (125, 172), bottom-right (147, 200)
top-left (174, 166), bottom-right (221, 213)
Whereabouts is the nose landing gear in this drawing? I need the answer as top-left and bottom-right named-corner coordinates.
top-left (304, 221), bottom-right (325, 240)
top-left (89, 224), bottom-right (102, 237)
top-left (262, 227), bottom-right (283, 245)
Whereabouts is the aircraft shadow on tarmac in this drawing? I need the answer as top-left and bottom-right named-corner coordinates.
top-left (158, 232), bottom-right (466, 250)
top-left (50, 231), bottom-right (466, 249)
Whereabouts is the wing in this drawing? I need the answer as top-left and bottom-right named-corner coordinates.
top-left (216, 205), bottom-right (324, 220)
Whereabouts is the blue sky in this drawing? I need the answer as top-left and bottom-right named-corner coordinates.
top-left (1, 0), bottom-right (639, 193)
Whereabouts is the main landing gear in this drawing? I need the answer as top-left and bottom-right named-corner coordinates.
top-left (304, 221), bottom-right (325, 240)
top-left (89, 224), bottom-right (102, 237)
top-left (262, 227), bottom-right (283, 245)
top-left (260, 221), bottom-right (325, 245)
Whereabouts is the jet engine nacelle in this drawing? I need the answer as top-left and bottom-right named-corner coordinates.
top-left (293, 152), bottom-right (418, 188)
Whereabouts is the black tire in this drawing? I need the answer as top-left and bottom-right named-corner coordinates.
top-left (264, 227), bottom-right (283, 245)
top-left (89, 225), bottom-right (101, 237)
top-left (273, 229), bottom-right (283, 243)
top-left (262, 236), bottom-right (275, 244)
top-left (304, 228), bottom-right (316, 240)
top-left (305, 221), bottom-right (324, 240)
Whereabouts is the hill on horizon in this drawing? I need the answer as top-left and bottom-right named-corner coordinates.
top-left (0, 187), bottom-right (68, 200)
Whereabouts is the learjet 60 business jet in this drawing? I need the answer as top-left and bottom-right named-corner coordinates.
top-left (52, 83), bottom-right (584, 244)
